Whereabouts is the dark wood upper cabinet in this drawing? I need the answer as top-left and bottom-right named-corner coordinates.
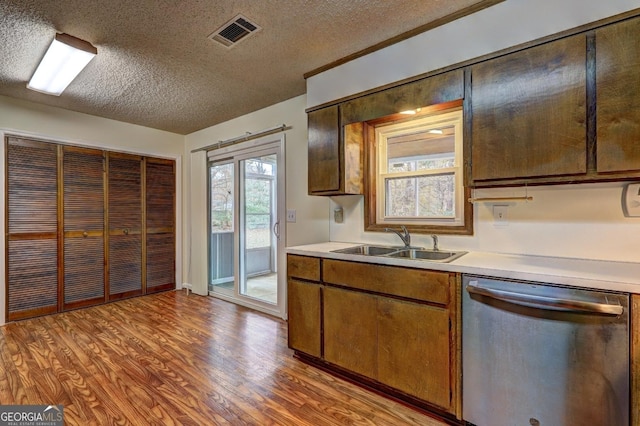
top-left (145, 157), bottom-right (176, 293)
top-left (340, 70), bottom-right (464, 126)
top-left (108, 152), bottom-right (143, 300)
top-left (6, 138), bottom-right (59, 321)
top-left (308, 105), bottom-right (340, 194)
top-left (307, 70), bottom-right (463, 196)
top-left (307, 105), bottom-right (363, 195)
top-left (471, 34), bottom-right (588, 183)
top-left (596, 16), bottom-right (640, 174)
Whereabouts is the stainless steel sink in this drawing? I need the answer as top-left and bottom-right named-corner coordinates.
top-left (387, 248), bottom-right (467, 262)
top-left (332, 245), bottom-right (401, 256)
top-left (331, 245), bottom-right (466, 263)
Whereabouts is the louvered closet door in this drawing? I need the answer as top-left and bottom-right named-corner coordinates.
top-left (63, 146), bottom-right (106, 309)
top-left (145, 158), bottom-right (175, 293)
top-left (6, 137), bottom-right (59, 321)
top-left (108, 153), bottom-right (143, 300)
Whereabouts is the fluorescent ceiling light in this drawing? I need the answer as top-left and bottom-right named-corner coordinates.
top-left (428, 129), bottom-right (444, 134)
top-left (27, 33), bottom-right (97, 96)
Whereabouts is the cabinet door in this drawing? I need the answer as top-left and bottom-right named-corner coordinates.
top-left (108, 153), bottom-right (143, 300)
top-left (145, 158), bottom-right (175, 293)
top-left (377, 298), bottom-right (452, 411)
top-left (6, 138), bottom-right (59, 320)
top-left (340, 70), bottom-right (464, 125)
top-left (287, 279), bottom-right (321, 357)
top-left (471, 34), bottom-right (587, 182)
top-left (596, 17), bottom-right (640, 173)
top-left (308, 105), bottom-right (340, 194)
top-left (63, 146), bottom-right (106, 310)
top-left (323, 286), bottom-right (377, 379)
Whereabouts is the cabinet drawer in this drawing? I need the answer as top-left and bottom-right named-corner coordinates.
top-left (323, 259), bottom-right (450, 305)
top-left (287, 254), bottom-right (320, 281)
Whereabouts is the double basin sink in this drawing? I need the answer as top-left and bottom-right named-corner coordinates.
top-left (331, 245), bottom-right (466, 263)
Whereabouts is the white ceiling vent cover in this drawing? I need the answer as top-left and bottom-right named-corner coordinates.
top-left (209, 14), bottom-right (262, 48)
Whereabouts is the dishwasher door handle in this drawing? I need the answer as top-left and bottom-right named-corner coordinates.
top-left (466, 282), bottom-right (623, 316)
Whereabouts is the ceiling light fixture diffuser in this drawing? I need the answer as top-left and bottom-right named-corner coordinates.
top-left (27, 33), bottom-right (97, 96)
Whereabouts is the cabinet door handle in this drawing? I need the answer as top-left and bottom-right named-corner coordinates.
top-left (123, 228), bottom-right (129, 235)
top-left (82, 231), bottom-right (88, 238)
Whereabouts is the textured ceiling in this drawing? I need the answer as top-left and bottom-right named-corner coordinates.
top-left (0, 0), bottom-right (490, 135)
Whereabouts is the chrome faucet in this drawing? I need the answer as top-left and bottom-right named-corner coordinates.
top-left (384, 225), bottom-right (411, 248)
top-left (432, 234), bottom-right (439, 251)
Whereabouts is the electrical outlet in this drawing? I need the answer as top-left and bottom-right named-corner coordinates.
top-left (286, 209), bottom-right (296, 223)
top-left (493, 205), bottom-right (508, 225)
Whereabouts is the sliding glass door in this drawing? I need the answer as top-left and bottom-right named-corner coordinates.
top-left (208, 136), bottom-right (285, 318)
top-left (209, 161), bottom-right (235, 293)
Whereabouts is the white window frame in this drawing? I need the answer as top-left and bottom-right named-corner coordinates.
top-left (375, 108), bottom-right (464, 227)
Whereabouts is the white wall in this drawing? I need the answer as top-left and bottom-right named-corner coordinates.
top-left (0, 95), bottom-right (184, 325)
top-left (330, 182), bottom-right (640, 263)
top-left (183, 94), bottom-right (330, 295)
top-left (308, 1), bottom-right (640, 263)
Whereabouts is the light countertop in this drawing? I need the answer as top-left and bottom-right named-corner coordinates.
top-left (286, 242), bottom-right (640, 294)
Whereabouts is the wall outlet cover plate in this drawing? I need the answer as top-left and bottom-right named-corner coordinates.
top-left (622, 183), bottom-right (640, 217)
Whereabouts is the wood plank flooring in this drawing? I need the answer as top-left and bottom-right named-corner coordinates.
top-left (0, 290), bottom-right (447, 425)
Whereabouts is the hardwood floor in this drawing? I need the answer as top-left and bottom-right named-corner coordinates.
top-left (0, 290), bottom-right (447, 425)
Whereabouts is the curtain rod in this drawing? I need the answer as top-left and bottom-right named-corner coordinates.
top-left (190, 124), bottom-right (289, 153)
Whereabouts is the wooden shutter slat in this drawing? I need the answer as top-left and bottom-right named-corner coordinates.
top-left (7, 139), bottom-right (58, 234)
top-left (146, 233), bottom-right (175, 291)
top-left (63, 146), bottom-right (105, 308)
top-left (146, 161), bottom-right (175, 230)
top-left (8, 239), bottom-right (58, 318)
top-left (109, 155), bottom-right (142, 229)
top-left (64, 237), bottom-right (105, 304)
top-left (63, 148), bottom-right (104, 232)
top-left (109, 235), bottom-right (142, 296)
top-left (108, 154), bottom-right (143, 298)
top-left (7, 137), bottom-right (59, 320)
top-left (145, 159), bottom-right (175, 293)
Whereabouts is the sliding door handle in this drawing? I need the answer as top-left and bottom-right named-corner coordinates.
top-left (273, 221), bottom-right (280, 240)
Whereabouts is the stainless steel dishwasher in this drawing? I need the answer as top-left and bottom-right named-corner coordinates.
top-left (462, 275), bottom-right (629, 426)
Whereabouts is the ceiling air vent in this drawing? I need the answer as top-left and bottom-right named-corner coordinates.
top-left (209, 14), bottom-right (261, 48)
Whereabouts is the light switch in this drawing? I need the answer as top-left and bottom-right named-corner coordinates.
top-left (286, 209), bottom-right (296, 222)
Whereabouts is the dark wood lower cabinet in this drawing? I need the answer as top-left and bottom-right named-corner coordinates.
top-left (377, 297), bottom-right (451, 409)
top-left (4, 136), bottom-right (176, 322)
top-left (287, 254), bottom-right (461, 421)
top-left (287, 279), bottom-right (322, 358)
top-left (323, 286), bottom-right (378, 378)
